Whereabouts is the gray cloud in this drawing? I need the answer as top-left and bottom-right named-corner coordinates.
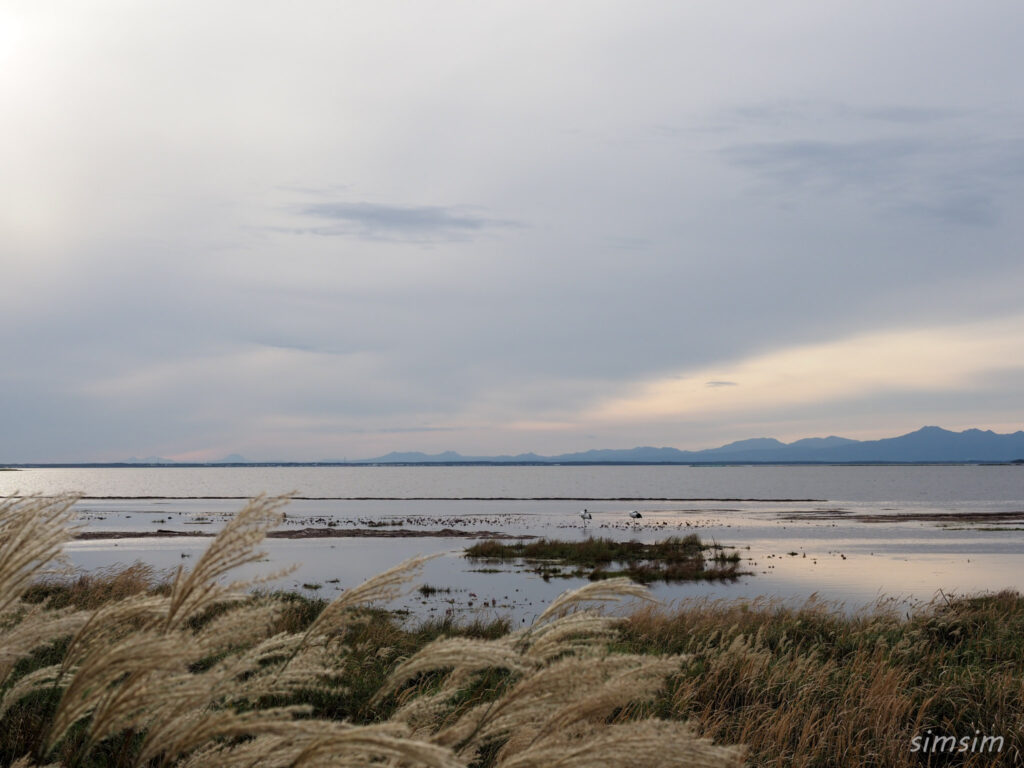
top-left (374, 426), bottom-right (461, 434)
top-left (3, 2), bottom-right (1024, 460)
top-left (723, 138), bottom-right (924, 189)
top-left (682, 102), bottom-right (968, 138)
top-left (723, 135), bottom-right (1024, 228)
top-left (892, 193), bottom-right (998, 227)
top-left (727, 102), bottom-right (964, 127)
top-left (706, 381), bottom-right (738, 388)
top-left (293, 201), bottom-right (519, 242)
top-left (605, 235), bottom-right (651, 251)
top-left (855, 105), bottom-right (963, 124)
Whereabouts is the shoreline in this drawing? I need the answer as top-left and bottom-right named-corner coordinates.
top-left (74, 526), bottom-right (534, 540)
top-left (779, 510), bottom-right (1024, 523)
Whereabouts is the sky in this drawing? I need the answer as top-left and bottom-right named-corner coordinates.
top-left (3, 1), bottom-right (1024, 462)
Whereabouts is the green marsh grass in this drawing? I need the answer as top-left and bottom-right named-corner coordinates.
top-left (465, 535), bottom-right (745, 583)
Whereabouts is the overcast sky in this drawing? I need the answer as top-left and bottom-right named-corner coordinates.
top-left (3, 1), bottom-right (1024, 461)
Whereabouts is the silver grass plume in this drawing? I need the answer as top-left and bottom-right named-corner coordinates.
top-left (58, 593), bottom-right (171, 676)
top-left (494, 655), bottom-right (685, 757)
top-left (162, 493), bottom-right (292, 630)
top-left (0, 603), bottom-right (90, 686)
top-left (133, 635), bottom-right (325, 766)
top-left (278, 721), bottom-right (463, 768)
top-left (175, 722), bottom-right (463, 768)
top-left (0, 495), bottom-right (79, 615)
top-left (532, 577), bottom-right (654, 626)
top-left (300, 554), bottom-right (437, 644)
top-left (45, 629), bottom-right (186, 754)
top-left (376, 636), bottom-right (530, 704)
top-left (0, 664), bottom-right (64, 722)
top-left (518, 612), bottom-right (622, 661)
top-left (273, 553), bottom-right (438, 677)
top-left (10, 757), bottom-right (60, 768)
top-left (496, 719), bottom-right (744, 768)
top-left (382, 577), bottom-right (743, 766)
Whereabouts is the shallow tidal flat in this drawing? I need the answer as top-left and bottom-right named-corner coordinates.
top-left (11, 496), bottom-right (1024, 767)
top-left (1, 464), bottom-right (1018, 621)
top-left (62, 494), bottom-right (1024, 624)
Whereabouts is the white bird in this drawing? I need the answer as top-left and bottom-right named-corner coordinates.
top-left (629, 510), bottom-right (642, 519)
top-left (579, 508), bottom-right (592, 525)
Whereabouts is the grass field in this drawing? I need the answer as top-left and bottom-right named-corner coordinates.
top-left (3, 495), bottom-right (1022, 766)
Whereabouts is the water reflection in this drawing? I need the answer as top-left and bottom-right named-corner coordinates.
top-left (62, 496), bottom-right (1024, 623)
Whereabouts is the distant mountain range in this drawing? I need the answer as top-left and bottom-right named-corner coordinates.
top-left (122, 454), bottom-right (248, 465)
top-left (360, 427), bottom-right (1024, 464)
top-left (52, 426), bottom-right (1020, 467)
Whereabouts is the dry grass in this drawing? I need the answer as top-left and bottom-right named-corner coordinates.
top-left (7, 494), bottom-right (1020, 766)
top-left (618, 594), bottom-right (1024, 766)
top-left (21, 564), bottom-right (168, 611)
top-left (0, 495), bottom-right (743, 768)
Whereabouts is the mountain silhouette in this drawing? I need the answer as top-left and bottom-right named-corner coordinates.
top-left (361, 426), bottom-right (1024, 464)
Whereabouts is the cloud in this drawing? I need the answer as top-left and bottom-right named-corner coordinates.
top-left (705, 380), bottom-right (738, 388)
top-left (725, 101), bottom-right (964, 127)
top-left (855, 105), bottom-right (963, 124)
top-left (605, 235), bottom-right (651, 251)
top-left (684, 101), bottom-right (968, 139)
top-left (374, 426), bottom-right (461, 434)
top-left (4, 4), bottom-right (1024, 459)
top-left (723, 138), bottom-right (924, 189)
top-left (892, 193), bottom-right (998, 227)
top-left (291, 201), bottom-right (519, 242)
top-left (723, 134), bottom-right (1024, 227)
top-left (581, 314), bottom-right (1024, 426)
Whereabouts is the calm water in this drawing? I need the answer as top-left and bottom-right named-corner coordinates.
top-left (3, 463), bottom-right (1024, 501)
top-left (5, 465), bottom-right (1024, 621)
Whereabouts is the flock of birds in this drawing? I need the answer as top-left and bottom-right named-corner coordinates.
top-left (578, 508), bottom-right (642, 526)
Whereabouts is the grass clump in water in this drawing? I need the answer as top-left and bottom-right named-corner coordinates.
top-left (417, 583), bottom-right (452, 597)
top-left (465, 534), bottom-right (745, 583)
